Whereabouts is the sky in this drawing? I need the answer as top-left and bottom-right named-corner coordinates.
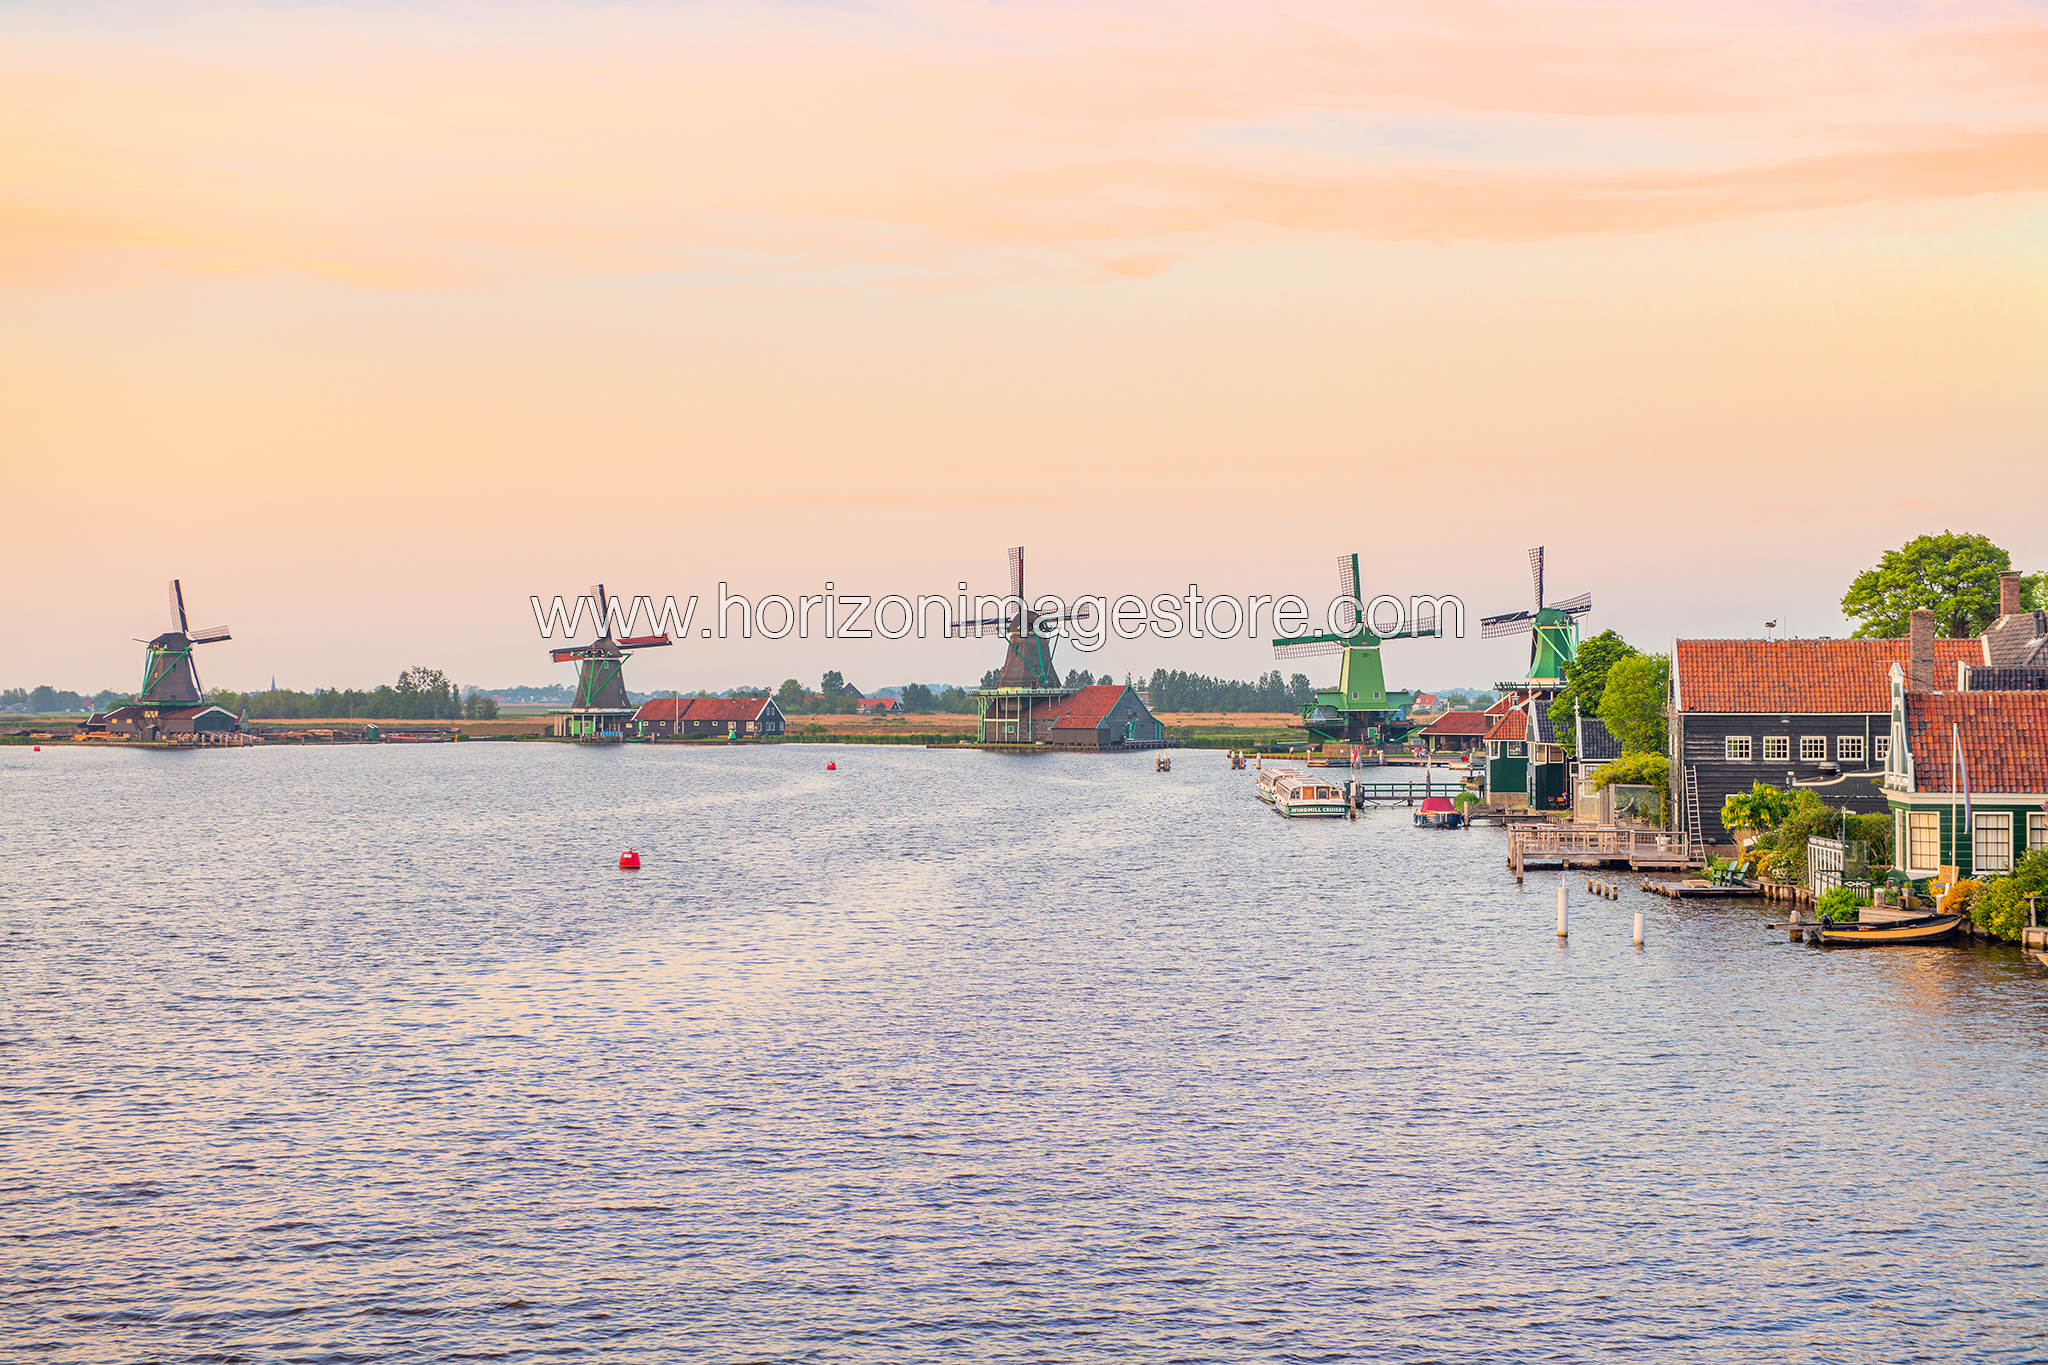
top-left (4, 0), bottom-right (2045, 697)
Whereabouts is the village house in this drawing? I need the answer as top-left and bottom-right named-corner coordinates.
top-left (852, 696), bottom-right (900, 715)
top-left (631, 696), bottom-right (786, 738)
top-left (1669, 623), bottom-right (1981, 847)
top-left (1046, 683), bottom-right (1166, 749)
top-left (1882, 664), bottom-right (2048, 880)
top-left (1417, 709), bottom-right (1489, 754)
top-left (1481, 692), bottom-right (1570, 811)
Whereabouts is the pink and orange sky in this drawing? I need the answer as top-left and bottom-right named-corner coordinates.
top-left (5, 0), bottom-right (2045, 695)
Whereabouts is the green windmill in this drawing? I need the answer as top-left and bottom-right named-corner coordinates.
top-left (1271, 552), bottom-right (1436, 745)
top-left (1480, 546), bottom-right (1591, 687)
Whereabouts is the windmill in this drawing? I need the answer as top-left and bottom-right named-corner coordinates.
top-left (549, 582), bottom-right (672, 739)
top-left (1269, 551), bottom-right (1434, 744)
top-left (952, 546), bottom-right (1092, 743)
top-left (1480, 546), bottom-right (1591, 687)
top-left (139, 579), bottom-right (232, 705)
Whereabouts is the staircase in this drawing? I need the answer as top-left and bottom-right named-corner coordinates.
top-left (1685, 765), bottom-right (1703, 846)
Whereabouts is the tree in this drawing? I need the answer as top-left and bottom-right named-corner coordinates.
top-left (775, 679), bottom-right (805, 712)
top-left (1841, 531), bottom-right (2043, 638)
top-left (1589, 753), bottom-right (1670, 825)
top-left (1597, 653), bottom-right (1668, 755)
top-left (1720, 782), bottom-right (1792, 844)
top-left (1064, 668), bottom-right (1095, 688)
top-left (980, 668), bottom-right (1002, 690)
top-left (900, 683), bottom-right (937, 713)
top-left (1548, 630), bottom-right (1637, 757)
top-left (820, 670), bottom-right (845, 698)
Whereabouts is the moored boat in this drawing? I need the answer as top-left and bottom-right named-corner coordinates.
top-left (1413, 795), bottom-right (1463, 829)
top-left (1817, 913), bottom-right (1963, 946)
top-left (1273, 772), bottom-right (1349, 818)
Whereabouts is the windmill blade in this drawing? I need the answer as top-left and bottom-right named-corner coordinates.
top-left (1553, 591), bottom-right (1592, 615)
top-left (1529, 547), bottom-right (1544, 610)
top-left (188, 626), bottom-right (232, 644)
top-left (1410, 606), bottom-right (1440, 636)
top-left (1274, 640), bottom-right (1345, 660)
top-left (946, 617), bottom-right (1009, 636)
top-left (1337, 553), bottom-right (1362, 606)
top-left (588, 584), bottom-right (608, 630)
top-left (1007, 547), bottom-right (1024, 602)
top-left (617, 633), bottom-right (673, 649)
top-left (1481, 612), bottom-right (1536, 639)
top-left (169, 579), bottom-right (188, 633)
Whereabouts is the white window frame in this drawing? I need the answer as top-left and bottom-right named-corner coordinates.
top-left (1725, 736), bottom-right (1752, 761)
top-left (1874, 735), bottom-right (1891, 763)
top-left (1974, 812), bottom-right (2012, 873)
top-left (1762, 735), bottom-right (1790, 761)
top-left (1907, 810), bottom-right (1942, 874)
top-left (1838, 736), bottom-right (1865, 764)
top-left (2030, 812), bottom-right (2047, 853)
top-left (1800, 735), bottom-right (1827, 762)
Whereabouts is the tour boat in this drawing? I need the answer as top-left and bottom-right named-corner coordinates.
top-left (1272, 772), bottom-right (1350, 818)
top-left (1817, 913), bottom-right (1963, 946)
top-left (1255, 768), bottom-right (1286, 804)
top-left (1413, 796), bottom-right (1463, 829)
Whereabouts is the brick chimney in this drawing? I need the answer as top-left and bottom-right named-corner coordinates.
top-left (2000, 571), bottom-right (2024, 619)
top-left (1909, 607), bottom-right (1935, 690)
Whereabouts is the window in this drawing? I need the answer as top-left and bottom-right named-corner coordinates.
top-left (1838, 736), bottom-right (1865, 764)
top-left (1908, 811), bottom-right (1942, 873)
top-left (1874, 735), bottom-right (1891, 763)
top-left (1763, 735), bottom-right (1790, 761)
top-left (1800, 736), bottom-right (1827, 762)
top-left (2031, 813), bottom-right (2047, 853)
top-left (1725, 736), bottom-right (1752, 760)
top-left (1975, 812), bottom-right (2012, 873)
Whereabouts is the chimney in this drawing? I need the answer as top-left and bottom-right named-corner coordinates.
top-left (2000, 571), bottom-right (2023, 619)
top-left (1909, 607), bottom-right (1935, 691)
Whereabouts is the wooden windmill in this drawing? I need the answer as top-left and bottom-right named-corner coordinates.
top-left (549, 582), bottom-right (672, 739)
top-left (1480, 547), bottom-right (1591, 688)
top-left (953, 546), bottom-right (1091, 743)
top-left (1270, 552), bottom-right (1432, 744)
top-left (139, 579), bottom-right (232, 705)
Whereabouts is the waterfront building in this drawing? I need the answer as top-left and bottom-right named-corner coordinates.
top-left (1481, 693), bottom-right (1570, 811)
top-left (1668, 624), bottom-right (1980, 846)
top-left (853, 697), bottom-right (900, 714)
top-left (1882, 664), bottom-right (2048, 879)
top-left (1045, 684), bottom-right (1166, 749)
top-left (631, 696), bottom-right (786, 738)
top-left (1418, 709), bottom-right (1489, 754)
top-left (91, 702), bottom-right (244, 743)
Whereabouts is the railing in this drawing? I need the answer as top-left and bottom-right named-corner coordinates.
top-left (1509, 825), bottom-right (1699, 869)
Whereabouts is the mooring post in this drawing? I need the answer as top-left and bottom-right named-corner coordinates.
top-left (1633, 911), bottom-right (1644, 946)
top-left (1557, 884), bottom-right (1568, 938)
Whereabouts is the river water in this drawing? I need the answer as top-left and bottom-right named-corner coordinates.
top-left (4, 742), bottom-right (2046, 1363)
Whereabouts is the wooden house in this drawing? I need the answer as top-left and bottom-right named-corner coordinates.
top-left (1482, 692), bottom-right (1570, 811)
top-left (90, 703), bottom-right (244, 742)
top-left (1046, 684), bottom-right (1166, 749)
top-left (1882, 663), bottom-right (2048, 880)
top-left (1418, 709), bottom-right (1489, 754)
top-left (853, 697), bottom-right (901, 714)
top-left (1669, 619), bottom-right (1980, 846)
top-left (631, 696), bottom-right (785, 738)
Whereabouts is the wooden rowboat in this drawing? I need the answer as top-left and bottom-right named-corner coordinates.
top-left (1817, 913), bottom-right (1963, 946)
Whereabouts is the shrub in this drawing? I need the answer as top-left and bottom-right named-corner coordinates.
top-left (1591, 752), bottom-right (1670, 824)
top-left (1971, 850), bottom-right (2048, 940)
top-left (1816, 886), bottom-right (1859, 922)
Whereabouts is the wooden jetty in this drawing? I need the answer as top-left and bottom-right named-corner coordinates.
top-left (1509, 825), bottom-right (1702, 880)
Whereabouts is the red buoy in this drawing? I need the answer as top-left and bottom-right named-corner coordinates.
top-left (619, 850), bottom-right (641, 869)
top-left (33, 746), bottom-right (40, 752)
top-left (826, 761), bottom-right (836, 770)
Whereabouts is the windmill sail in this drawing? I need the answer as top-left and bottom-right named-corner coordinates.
top-left (1530, 546), bottom-right (1544, 612)
top-left (1274, 640), bottom-right (1345, 660)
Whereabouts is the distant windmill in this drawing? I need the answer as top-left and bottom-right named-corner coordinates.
top-left (1480, 547), bottom-right (1591, 685)
top-left (1269, 551), bottom-right (1434, 743)
top-left (138, 579), bottom-right (231, 705)
top-left (949, 546), bottom-right (1089, 690)
top-left (550, 582), bottom-right (672, 738)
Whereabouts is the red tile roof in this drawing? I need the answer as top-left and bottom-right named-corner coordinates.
top-left (632, 697), bottom-right (774, 723)
top-left (1484, 709), bottom-right (1528, 742)
top-left (1423, 709), bottom-right (1491, 736)
top-left (1675, 638), bottom-right (1979, 714)
top-left (1052, 684), bottom-right (1131, 729)
top-left (1905, 691), bottom-right (2048, 794)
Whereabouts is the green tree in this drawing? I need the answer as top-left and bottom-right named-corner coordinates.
top-left (775, 679), bottom-right (805, 712)
top-left (1841, 531), bottom-right (2042, 638)
top-left (900, 683), bottom-right (937, 713)
top-left (1064, 668), bottom-right (1095, 688)
top-left (821, 670), bottom-right (845, 698)
top-left (1596, 653), bottom-right (1668, 755)
top-left (1720, 781), bottom-right (1792, 841)
top-left (1590, 752), bottom-right (1670, 824)
top-left (1548, 629), bottom-right (1638, 757)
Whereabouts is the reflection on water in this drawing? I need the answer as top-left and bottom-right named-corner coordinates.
top-left (4, 742), bottom-right (2048, 1362)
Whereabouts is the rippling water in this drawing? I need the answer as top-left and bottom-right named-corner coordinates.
top-left (5, 742), bottom-right (2047, 1362)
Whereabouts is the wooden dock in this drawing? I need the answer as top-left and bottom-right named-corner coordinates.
top-left (1509, 825), bottom-right (1702, 880)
